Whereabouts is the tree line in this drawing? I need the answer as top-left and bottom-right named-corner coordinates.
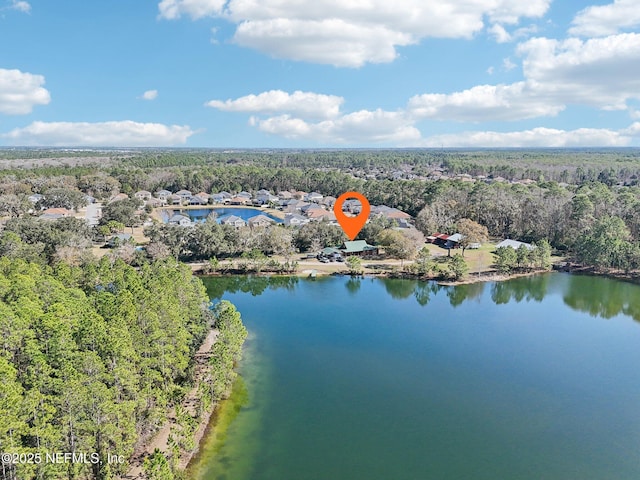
top-left (0, 256), bottom-right (245, 480)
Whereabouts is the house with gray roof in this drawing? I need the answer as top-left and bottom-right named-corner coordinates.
top-left (221, 215), bottom-right (246, 228)
top-left (168, 214), bottom-right (193, 227)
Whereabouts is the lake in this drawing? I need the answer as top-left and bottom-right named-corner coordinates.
top-left (161, 207), bottom-right (282, 224)
top-left (191, 273), bottom-right (640, 480)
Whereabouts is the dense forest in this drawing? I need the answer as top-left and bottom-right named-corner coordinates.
top-left (0, 257), bottom-right (245, 480)
top-left (1, 148), bottom-right (639, 273)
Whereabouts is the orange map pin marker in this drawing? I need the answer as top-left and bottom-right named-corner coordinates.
top-left (333, 191), bottom-right (371, 240)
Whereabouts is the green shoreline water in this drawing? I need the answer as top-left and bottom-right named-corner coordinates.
top-left (195, 273), bottom-right (640, 480)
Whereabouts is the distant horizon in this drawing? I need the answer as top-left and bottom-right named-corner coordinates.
top-left (3, 146), bottom-right (640, 152)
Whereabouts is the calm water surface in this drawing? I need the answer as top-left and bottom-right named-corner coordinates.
top-left (162, 207), bottom-right (282, 223)
top-left (191, 273), bottom-right (640, 480)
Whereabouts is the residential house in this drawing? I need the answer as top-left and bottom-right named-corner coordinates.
top-left (341, 199), bottom-right (362, 214)
top-left (195, 192), bottom-right (211, 203)
top-left (211, 192), bottom-right (231, 204)
top-left (237, 191), bottom-right (252, 200)
top-left (285, 200), bottom-right (310, 214)
top-left (445, 233), bottom-right (463, 249)
top-left (187, 195), bottom-right (208, 206)
top-left (109, 193), bottom-right (129, 203)
top-left (145, 197), bottom-right (163, 208)
top-left (247, 214), bottom-right (276, 228)
top-left (495, 239), bottom-right (534, 250)
top-left (306, 209), bottom-right (336, 222)
top-left (277, 191), bottom-right (293, 200)
top-left (175, 190), bottom-right (193, 199)
top-left (291, 190), bottom-right (307, 200)
top-left (302, 203), bottom-right (323, 215)
top-left (221, 215), bottom-right (246, 228)
top-left (370, 205), bottom-right (411, 221)
top-left (340, 240), bottom-right (379, 257)
top-left (256, 189), bottom-right (278, 205)
top-left (168, 214), bottom-right (193, 227)
top-left (40, 208), bottom-right (73, 220)
top-left (305, 192), bottom-right (323, 203)
top-left (155, 190), bottom-right (172, 203)
top-left (28, 193), bottom-right (44, 204)
top-left (283, 213), bottom-right (309, 227)
top-left (321, 196), bottom-right (336, 208)
top-left (134, 190), bottom-right (152, 201)
top-left (427, 233), bottom-right (450, 247)
top-left (107, 233), bottom-right (133, 247)
top-left (229, 195), bottom-right (251, 205)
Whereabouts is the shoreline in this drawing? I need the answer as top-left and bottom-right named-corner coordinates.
top-left (122, 328), bottom-right (219, 479)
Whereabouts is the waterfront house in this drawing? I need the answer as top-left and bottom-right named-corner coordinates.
top-left (229, 195), bottom-right (251, 205)
top-left (168, 214), bottom-right (193, 227)
top-left (195, 192), bottom-right (211, 203)
top-left (155, 190), bottom-right (172, 203)
top-left (187, 195), bottom-right (207, 206)
top-left (175, 190), bottom-right (192, 199)
top-left (221, 215), bottom-right (246, 228)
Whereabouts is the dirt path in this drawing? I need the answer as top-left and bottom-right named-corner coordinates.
top-left (122, 328), bottom-right (218, 479)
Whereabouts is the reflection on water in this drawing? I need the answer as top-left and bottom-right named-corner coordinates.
top-left (204, 275), bottom-right (299, 300)
top-left (490, 274), bottom-right (550, 305)
top-left (203, 273), bottom-right (640, 322)
top-left (563, 274), bottom-right (640, 321)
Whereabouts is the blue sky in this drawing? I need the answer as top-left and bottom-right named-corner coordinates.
top-left (1, 0), bottom-right (640, 148)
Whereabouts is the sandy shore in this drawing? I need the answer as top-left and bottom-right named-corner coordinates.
top-left (122, 328), bottom-right (219, 479)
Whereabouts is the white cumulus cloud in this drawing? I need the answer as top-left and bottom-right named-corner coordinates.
top-left (158, 0), bottom-right (551, 67)
top-left (206, 90), bottom-right (344, 119)
top-left (518, 33), bottom-right (640, 111)
top-left (141, 89), bottom-right (158, 100)
top-left (421, 127), bottom-right (630, 148)
top-left (406, 32), bottom-right (640, 123)
top-left (408, 82), bottom-right (564, 122)
top-left (2, 120), bottom-right (196, 146)
top-left (251, 109), bottom-right (420, 144)
top-left (570, 0), bottom-right (640, 37)
top-left (0, 68), bottom-right (50, 115)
